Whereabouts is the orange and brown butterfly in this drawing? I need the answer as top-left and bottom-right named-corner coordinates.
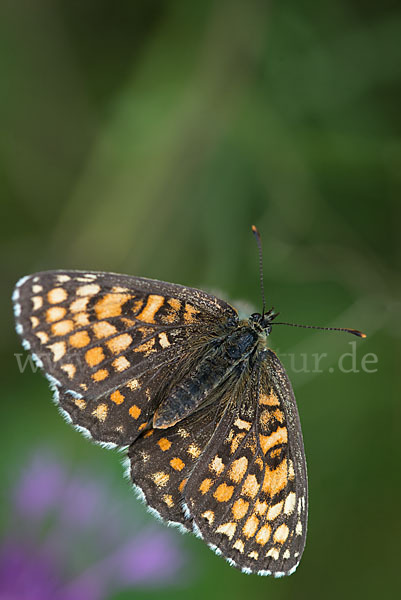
top-left (12, 231), bottom-right (365, 577)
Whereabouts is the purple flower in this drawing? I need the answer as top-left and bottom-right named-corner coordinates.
top-left (1, 448), bottom-right (190, 599)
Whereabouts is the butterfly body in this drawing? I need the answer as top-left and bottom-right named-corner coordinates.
top-left (13, 270), bottom-right (307, 577)
top-left (154, 324), bottom-right (259, 428)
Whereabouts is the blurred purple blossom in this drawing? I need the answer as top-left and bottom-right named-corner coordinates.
top-left (1, 448), bottom-right (189, 599)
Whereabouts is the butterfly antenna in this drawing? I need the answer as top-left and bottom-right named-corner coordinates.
top-left (272, 321), bottom-right (366, 338)
top-left (252, 225), bottom-right (266, 317)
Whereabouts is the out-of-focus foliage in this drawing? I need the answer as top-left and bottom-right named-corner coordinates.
top-left (1, 1), bottom-right (400, 599)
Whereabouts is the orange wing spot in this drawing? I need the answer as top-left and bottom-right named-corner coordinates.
top-left (110, 390), bottom-right (125, 405)
top-left (187, 444), bottom-right (201, 458)
top-left (232, 498), bottom-right (249, 520)
top-left (157, 437), bottom-right (171, 451)
top-left (270, 448), bottom-right (282, 459)
top-left (46, 307), bottom-right (66, 322)
top-left (267, 501), bottom-right (283, 521)
top-left (158, 332), bottom-right (170, 348)
top-left (241, 474), bottom-right (260, 498)
top-left (178, 478), bottom-right (188, 492)
top-left (36, 331), bottom-right (49, 344)
top-left (51, 320), bottom-right (74, 336)
top-left (233, 539), bottom-right (245, 553)
top-left (30, 316), bottom-right (39, 329)
top-left (230, 432), bottom-right (246, 454)
top-left (163, 494), bottom-right (174, 507)
top-left (134, 338), bottom-right (156, 356)
top-left (216, 522), bottom-right (237, 540)
top-left (32, 296), bottom-right (43, 311)
top-left (170, 457), bottom-right (185, 471)
top-left (131, 299), bottom-right (144, 314)
top-left (234, 418), bottom-right (252, 430)
top-left (126, 378), bottom-right (140, 390)
top-left (151, 471), bottom-right (169, 487)
top-left (69, 331), bottom-right (90, 348)
top-left (92, 321), bottom-right (117, 338)
top-left (199, 478), bottom-right (213, 494)
top-left (73, 312), bottom-right (90, 327)
top-left (209, 455), bottom-right (225, 475)
top-left (168, 298), bottom-right (181, 312)
top-left (138, 422), bottom-right (147, 431)
top-left (183, 302), bottom-right (199, 323)
top-left (274, 524), bottom-right (289, 544)
top-left (112, 356), bottom-right (130, 371)
top-left (85, 346), bottom-right (105, 367)
top-left (262, 459), bottom-right (288, 497)
top-left (255, 500), bottom-right (268, 516)
top-left (92, 368), bottom-right (109, 382)
top-left (214, 483), bottom-right (234, 503)
top-left (137, 294), bottom-right (164, 323)
top-left (229, 456), bottom-right (248, 483)
top-left (256, 524), bottom-right (271, 546)
top-left (273, 409), bottom-right (285, 423)
top-left (255, 457), bottom-right (264, 470)
top-left (201, 510), bottom-right (215, 525)
top-left (129, 405), bottom-right (141, 419)
top-left (48, 287), bottom-right (67, 304)
top-left (69, 297), bottom-right (89, 313)
top-left (61, 363), bottom-right (76, 379)
top-left (107, 333), bottom-right (132, 354)
top-left (144, 429), bottom-right (154, 438)
top-left (74, 397), bottom-right (86, 410)
top-left (76, 283), bottom-right (100, 296)
top-left (47, 341), bottom-right (66, 362)
top-left (260, 392), bottom-right (280, 406)
top-left (95, 293), bottom-right (130, 320)
top-left (259, 427), bottom-right (288, 454)
top-left (243, 514), bottom-right (259, 538)
top-left (92, 403), bottom-right (108, 422)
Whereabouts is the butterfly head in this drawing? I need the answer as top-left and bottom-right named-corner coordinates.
top-left (249, 308), bottom-right (279, 335)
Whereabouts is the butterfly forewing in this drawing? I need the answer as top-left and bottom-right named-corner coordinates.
top-left (183, 349), bottom-right (307, 576)
top-left (14, 271), bottom-right (237, 445)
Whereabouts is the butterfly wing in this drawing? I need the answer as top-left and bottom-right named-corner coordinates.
top-left (127, 398), bottom-right (229, 529)
top-left (13, 270), bottom-right (238, 446)
top-left (183, 348), bottom-right (308, 576)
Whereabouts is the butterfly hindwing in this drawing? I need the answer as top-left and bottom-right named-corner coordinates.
top-left (13, 271), bottom-right (237, 445)
top-left (183, 349), bottom-right (307, 576)
top-left (128, 399), bottom-right (228, 528)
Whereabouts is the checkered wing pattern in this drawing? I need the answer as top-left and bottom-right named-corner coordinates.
top-left (128, 399), bottom-right (228, 529)
top-left (183, 349), bottom-right (307, 576)
top-left (13, 271), bottom-right (237, 446)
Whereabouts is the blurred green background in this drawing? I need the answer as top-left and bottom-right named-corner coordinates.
top-left (1, 0), bottom-right (400, 598)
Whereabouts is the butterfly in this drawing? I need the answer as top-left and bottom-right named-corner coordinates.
top-left (12, 232), bottom-right (365, 577)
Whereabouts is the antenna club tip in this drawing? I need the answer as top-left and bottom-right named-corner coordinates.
top-left (349, 329), bottom-right (367, 338)
top-left (251, 225), bottom-right (261, 240)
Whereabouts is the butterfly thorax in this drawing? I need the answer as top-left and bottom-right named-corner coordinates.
top-left (153, 325), bottom-right (259, 429)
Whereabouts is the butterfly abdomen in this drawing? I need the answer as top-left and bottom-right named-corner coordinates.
top-left (153, 326), bottom-right (258, 428)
